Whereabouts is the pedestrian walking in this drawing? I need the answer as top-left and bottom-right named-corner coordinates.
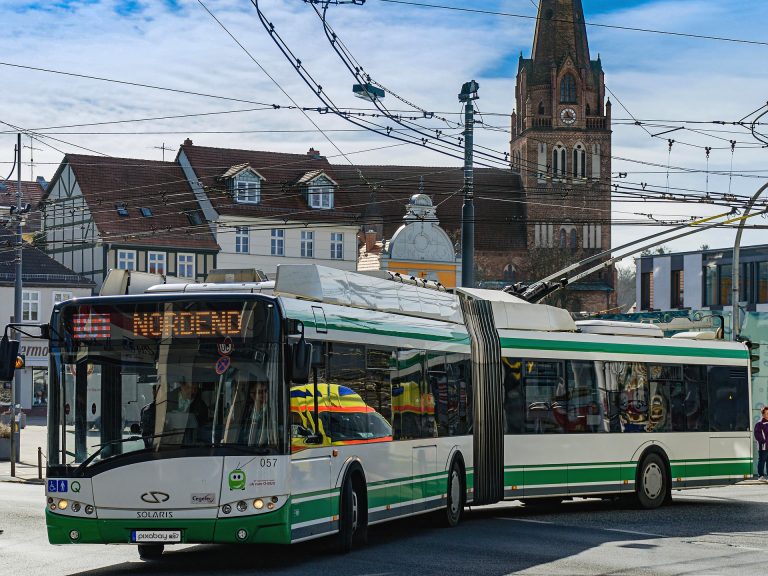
top-left (754, 406), bottom-right (768, 481)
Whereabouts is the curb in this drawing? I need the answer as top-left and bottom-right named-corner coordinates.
top-left (0, 476), bottom-right (44, 485)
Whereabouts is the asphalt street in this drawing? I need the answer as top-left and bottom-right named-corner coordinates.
top-left (2, 482), bottom-right (768, 576)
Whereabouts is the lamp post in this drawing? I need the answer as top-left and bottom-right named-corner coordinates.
top-left (458, 80), bottom-right (479, 288)
top-left (732, 182), bottom-right (768, 341)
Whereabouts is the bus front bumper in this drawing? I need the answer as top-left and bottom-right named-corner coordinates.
top-left (46, 507), bottom-right (291, 545)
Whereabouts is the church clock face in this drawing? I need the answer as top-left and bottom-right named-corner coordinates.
top-left (560, 107), bottom-right (577, 125)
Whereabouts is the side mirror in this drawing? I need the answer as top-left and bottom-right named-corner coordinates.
top-left (0, 336), bottom-right (21, 382)
top-left (288, 340), bottom-right (312, 384)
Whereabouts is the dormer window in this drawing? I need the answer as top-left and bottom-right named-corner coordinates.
top-left (235, 175), bottom-right (261, 204)
top-left (308, 185), bottom-right (333, 209)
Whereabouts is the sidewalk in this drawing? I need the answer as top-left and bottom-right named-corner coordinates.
top-left (0, 415), bottom-right (47, 484)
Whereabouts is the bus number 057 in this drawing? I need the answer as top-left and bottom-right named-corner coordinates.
top-left (260, 458), bottom-right (278, 468)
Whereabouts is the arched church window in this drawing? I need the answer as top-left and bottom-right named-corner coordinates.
top-left (560, 74), bottom-right (577, 104)
top-left (552, 144), bottom-right (566, 178)
top-left (585, 103), bottom-right (591, 116)
top-left (538, 101), bottom-right (545, 115)
top-left (503, 264), bottom-right (516, 282)
top-left (570, 229), bottom-right (578, 251)
top-left (559, 228), bottom-right (566, 249)
top-left (573, 144), bottom-right (586, 178)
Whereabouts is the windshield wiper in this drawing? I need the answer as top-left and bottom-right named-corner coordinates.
top-left (73, 431), bottom-right (183, 474)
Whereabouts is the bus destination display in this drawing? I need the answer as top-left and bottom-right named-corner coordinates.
top-left (72, 309), bottom-right (243, 340)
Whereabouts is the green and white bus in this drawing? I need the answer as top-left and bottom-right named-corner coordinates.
top-left (36, 265), bottom-right (751, 559)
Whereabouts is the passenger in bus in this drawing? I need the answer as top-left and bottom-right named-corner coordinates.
top-left (240, 380), bottom-right (270, 445)
top-left (167, 380), bottom-right (209, 433)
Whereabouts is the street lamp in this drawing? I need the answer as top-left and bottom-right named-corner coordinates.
top-left (732, 181), bottom-right (768, 341)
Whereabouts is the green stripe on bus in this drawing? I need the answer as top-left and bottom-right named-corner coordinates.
top-left (500, 337), bottom-right (748, 360)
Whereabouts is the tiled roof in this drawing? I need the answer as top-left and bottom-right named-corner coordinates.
top-left (45, 154), bottom-right (219, 251)
top-left (330, 164), bottom-right (526, 251)
top-left (0, 230), bottom-right (93, 287)
top-left (0, 179), bottom-right (46, 233)
top-left (181, 143), bottom-right (525, 251)
top-left (180, 144), bottom-right (360, 223)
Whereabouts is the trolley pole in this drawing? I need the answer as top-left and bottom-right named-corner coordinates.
top-left (11, 133), bottom-right (21, 476)
top-left (459, 80), bottom-right (479, 288)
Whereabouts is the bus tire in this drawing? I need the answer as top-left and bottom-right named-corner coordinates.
top-left (337, 472), bottom-right (367, 553)
top-left (137, 544), bottom-right (164, 560)
top-left (444, 455), bottom-right (465, 527)
top-left (635, 453), bottom-right (668, 509)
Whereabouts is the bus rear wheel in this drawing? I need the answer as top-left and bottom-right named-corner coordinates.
top-left (137, 544), bottom-right (164, 560)
top-left (444, 457), bottom-right (465, 527)
top-left (635, 453), bottom-right (668, 509)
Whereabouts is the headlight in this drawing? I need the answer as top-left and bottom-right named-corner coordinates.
top-left (236, 501), bottom-right (247, 512)
top-left (84, 505), bottom-right (94, 515)
top-left (57, 500), bottom-right (68, 510)
top-left (222, 504), bottom-right (232, 514)
top-left (72, 502), bottom-right (81, 513)
top-left (253, 499), bottom-right (264, 510)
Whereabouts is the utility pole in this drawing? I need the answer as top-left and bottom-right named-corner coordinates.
top-left (732, 182), bottom-right (768, 341)
top-left (11, 133), bottom-right (21, 476)
top-left (459, 80), bottom-right (479, 288)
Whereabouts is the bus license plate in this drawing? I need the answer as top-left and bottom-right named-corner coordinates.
top-left (131, 530), bottom-right (181, 543)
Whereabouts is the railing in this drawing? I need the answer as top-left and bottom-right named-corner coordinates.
top-left (586, 116), bottom-right (607, 130)
top-left (532, 117), bottom-right (553, 128)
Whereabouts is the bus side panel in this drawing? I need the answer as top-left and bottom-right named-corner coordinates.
top-left (707, 435), bottom-right (752, 486)
top-left (290, 454), bottom-right (334, 541)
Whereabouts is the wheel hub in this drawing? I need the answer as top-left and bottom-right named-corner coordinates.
top-left (449, 470), bottom-right (461, 515)
top-left (643, 462), bottom-right (663, 500)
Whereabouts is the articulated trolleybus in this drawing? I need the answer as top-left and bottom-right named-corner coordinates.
top-left (39, 265), bottom-right (751, 559)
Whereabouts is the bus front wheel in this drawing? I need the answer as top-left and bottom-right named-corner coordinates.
top-left (337, 474), bottom-right (367, 553)
top-left (635, 453), bottom-right (668, 509)
top-left (137, 544), bottom-right (164, 560)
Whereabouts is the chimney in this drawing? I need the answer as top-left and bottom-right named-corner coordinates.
top-left (36, 176), bottom-right (48, 191)
top-left (183, 138), bottom-right (193, 146)
top-left (307, 147), bottom-right (321, 159)
top-left (365, 229), bottom-right (377, 253)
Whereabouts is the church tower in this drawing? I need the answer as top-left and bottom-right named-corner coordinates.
top-left (510, 0), bottom-right (613, 309)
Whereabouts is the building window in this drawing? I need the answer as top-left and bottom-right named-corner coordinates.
top-left (582, 224), bottom-right (602, 249)
top-left (301, 230), bottom-right (314, 258)
top-left (559, 228), bottom-right (567, 249)
top-left (537, 101), bottom-right (545, 115)
top-left (139, 207), bottom-right (153, 217)
top-left (178, 253), bottom-right (195, 278)
top-left (271, 229), bottom-right (285, 256)
top-left (759, 262), bottom-right (768, 303)
top-left (32, 368), bottom-right (47, 407)
top-left (705, 265), bottom-right (717, 306)
top-left (235, 227), bottom-right (249, 254)
top-left (552, 145), bottom-right (566, 178)
top-left (535, 223), bottom-right (553, 248)
top-left (308, 186), bottom-right (334, 209)
top-left (115, 203), bottom-right (129, 217)
top-left (330, 232), bottom-right (344, 260)
top-left (719, 264), bottom-right (732, 306)
top-left (570, 229), bottom-right (577, 250)
top-left (560, 73), bottom-right (577, 103)
top-left (52, 291), bottom-right (72, 307)
top-left (503, 264), bottom-right (516, 282)
top-left (117, 249), bottom-right (136, 270)
top-left (22, 290), bottom-right (40, 321)
top-left (671, 270), bottom-right (684, 309)
top-left (235, 178), bottom-right (260, 204)
top-left (641, 272), bottom-right (653, 310)
top-left (573, 144), bottom-right (586, 178)
top-left (148, 251), bottom-right (166, 275)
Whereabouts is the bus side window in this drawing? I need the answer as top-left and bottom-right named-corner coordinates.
top-left (708, 366), bottom-right (749, 432)
top-left (683, 365), bottom-right (708, 432)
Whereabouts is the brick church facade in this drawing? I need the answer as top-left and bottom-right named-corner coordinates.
top-left (509, 0), bottom-right (615, 312)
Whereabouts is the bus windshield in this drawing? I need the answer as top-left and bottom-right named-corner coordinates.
top-left (48, 297), bottom-right (286, 470)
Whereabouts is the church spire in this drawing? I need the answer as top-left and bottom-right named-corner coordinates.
top-left (531, 0), bottom-right (591, 72)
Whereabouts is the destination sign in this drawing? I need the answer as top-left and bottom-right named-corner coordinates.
top-left (132, 310), bottom-right (242, 338)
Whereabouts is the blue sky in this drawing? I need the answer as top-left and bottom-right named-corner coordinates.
top-left (1, 0), bottom-right (767, 255)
